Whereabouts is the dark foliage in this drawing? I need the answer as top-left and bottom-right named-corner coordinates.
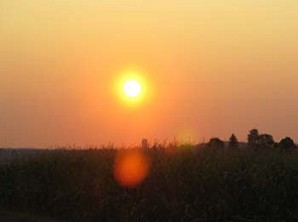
top-left (248, 129), bottom-right (259, 147)
top-left (279, 137), bottom-right (296, 151)
top-left (208, 138), bottom-right (225, 149)
top-left (256, 134), bottom-right (275, 149)
top-left (247, 129), bottom-right (275, 150)
top-left (228, 134), bottom-right (239, 149)
top-left (1, 147), bottom-right (298, 221)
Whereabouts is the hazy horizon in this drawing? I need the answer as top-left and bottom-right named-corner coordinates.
top-left (1, 0), bottom-right (298, 148)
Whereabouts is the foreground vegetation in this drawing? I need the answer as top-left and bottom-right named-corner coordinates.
top-left (1, 145), bottom-right (298, 221)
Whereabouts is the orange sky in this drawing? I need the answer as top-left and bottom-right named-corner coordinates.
top-left (1, 0), bottom-right (298, 147)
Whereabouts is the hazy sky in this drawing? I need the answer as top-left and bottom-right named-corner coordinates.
top-left (1, 0), bottom-right (298, 147)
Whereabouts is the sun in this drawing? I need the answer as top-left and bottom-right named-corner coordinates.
top-left (114, 69), bottom-right (150, 104)
top-left (124, 80), bottom-right (142, 98)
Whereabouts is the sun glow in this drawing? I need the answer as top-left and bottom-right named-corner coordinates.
top-left (124, 80), bottom-right (141, 98)
top-left (114, 69), bottom-right (150, 104)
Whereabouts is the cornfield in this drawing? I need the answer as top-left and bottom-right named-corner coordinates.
top-left (0, 146), bottom-right (298, 221)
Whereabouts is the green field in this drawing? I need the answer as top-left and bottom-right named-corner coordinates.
top-left (1, 146), bottom-right (298, 221)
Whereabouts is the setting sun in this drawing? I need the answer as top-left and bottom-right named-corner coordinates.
top-left (114, 70), bottom-right (151, 104)
top-left (124, 80), bottom-right (141, 98)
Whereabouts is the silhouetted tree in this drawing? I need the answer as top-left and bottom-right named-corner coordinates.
top-left (247, 129), bottom-right (276, 149)
top-left (248, 129), bottom-right (259, 148)
top-left (228, 134), bottom-right (239, 149)
top-left (279, 137), bottom-right (296, 151)
top-left (208, 138), bottom-right (225, 149)
top-left (256, 134), bottom-right (275, 149)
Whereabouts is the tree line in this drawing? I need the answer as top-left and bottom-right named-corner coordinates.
top-left (208, 129), bottom-right (296, 151)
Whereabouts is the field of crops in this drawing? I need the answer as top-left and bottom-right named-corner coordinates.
top-left (1, 146), bottom-right (298, 221)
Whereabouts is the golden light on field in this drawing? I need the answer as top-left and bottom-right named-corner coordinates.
top-left (114, 151), bottom-right (150, 188)
top-left (124, 80), bottom-right (141, 98)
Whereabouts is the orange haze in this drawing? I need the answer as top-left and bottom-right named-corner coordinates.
top-left (1, 1), bottom-right (298, 147)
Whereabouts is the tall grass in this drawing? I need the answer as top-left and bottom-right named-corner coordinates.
top-left (1, 146), bottom-right (298, 221)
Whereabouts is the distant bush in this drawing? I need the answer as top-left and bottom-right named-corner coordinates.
top-left (279, 137), bottom-right (296, 151)
top-left (208, 138), bottom-right (225, 149)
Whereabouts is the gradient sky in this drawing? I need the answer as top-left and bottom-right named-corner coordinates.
top-left (1, 0), bottom-right (298, 147)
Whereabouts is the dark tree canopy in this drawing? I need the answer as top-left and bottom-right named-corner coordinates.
top-left (279, 137), bottom-right (296, 151)
top-left (229, 134), bottom-right (239, 149)
top-left (248, 129), bottom-right (259, 147)
top-left (247, 129), bottom-right (276, 149)
top-left (256, 134), bottom-right (275, 148)
top-left (208, 138), bottom-right (225, 149)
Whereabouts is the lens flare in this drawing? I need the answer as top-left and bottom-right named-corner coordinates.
top-left (114, 151), bottom-right (150, 188)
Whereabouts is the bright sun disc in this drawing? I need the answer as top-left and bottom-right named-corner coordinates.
top-left (124, 80), bottom-right (141, 97)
